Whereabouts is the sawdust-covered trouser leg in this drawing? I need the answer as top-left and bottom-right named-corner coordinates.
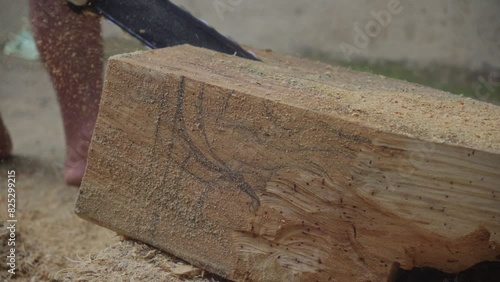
top-left (30, 0), bottom-right (103, 185)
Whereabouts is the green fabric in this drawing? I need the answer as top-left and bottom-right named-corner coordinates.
top-left (3, 30), bottom-right (40, 61)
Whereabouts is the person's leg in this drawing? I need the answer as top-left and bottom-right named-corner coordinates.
top-left (30, 0), bottom-right (103, 185)
top-left (0, 115), bottom-right (12, 159)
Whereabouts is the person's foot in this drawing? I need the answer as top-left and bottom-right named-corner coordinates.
top-left (0, 116), bottom-right (12, 159)
top-left (63, 126), bottom-right (93, 185)
top-left (64, 156), bottom-right (87, 185)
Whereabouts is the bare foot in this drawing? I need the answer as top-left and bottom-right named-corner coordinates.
top-left (63, 126), bottom-right (93, 185)
top-left (30, 0), bottom-right (103, 185)
top-left (0, 115), bottom-right (12, 159)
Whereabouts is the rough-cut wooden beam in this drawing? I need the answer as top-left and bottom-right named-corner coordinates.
top-left (75, 45), bottom-right (500, 282)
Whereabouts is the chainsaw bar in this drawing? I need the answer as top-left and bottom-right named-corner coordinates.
top-left (88, 0), bottom-right (259, 60)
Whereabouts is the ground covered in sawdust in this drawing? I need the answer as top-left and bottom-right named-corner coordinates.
top-left (55, 239), bottom-right (221, 281)
top-left (0, 157), bottom-right (117, 281)
top-left (0, 155), bottom-right (218, 282)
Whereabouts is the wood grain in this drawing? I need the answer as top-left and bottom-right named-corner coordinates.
top-left (76, 45), bottom-right (500, 281)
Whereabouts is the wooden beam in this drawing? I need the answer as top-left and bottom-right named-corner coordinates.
top-left (75, 45), bottom-right (500, 281)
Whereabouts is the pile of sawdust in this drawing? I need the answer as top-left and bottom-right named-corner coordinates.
top-left (0, 222), bottom-right (47, 280)
top-left (54, 238), bottom-right (224, 282)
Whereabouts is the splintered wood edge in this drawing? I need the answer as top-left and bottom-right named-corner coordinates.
top-left (76, 45), bottom-right (500, 282)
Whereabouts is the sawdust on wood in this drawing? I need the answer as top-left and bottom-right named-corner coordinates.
top-left (117, 45), bottom-right (500, 153)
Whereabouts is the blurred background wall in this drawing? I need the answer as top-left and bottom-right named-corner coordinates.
top-left (1, 0), bottom-right (499, 102)
top-left (2, 0), bottom-right (499, 70)
top-left (172, 0), bottom-right (500, 72)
